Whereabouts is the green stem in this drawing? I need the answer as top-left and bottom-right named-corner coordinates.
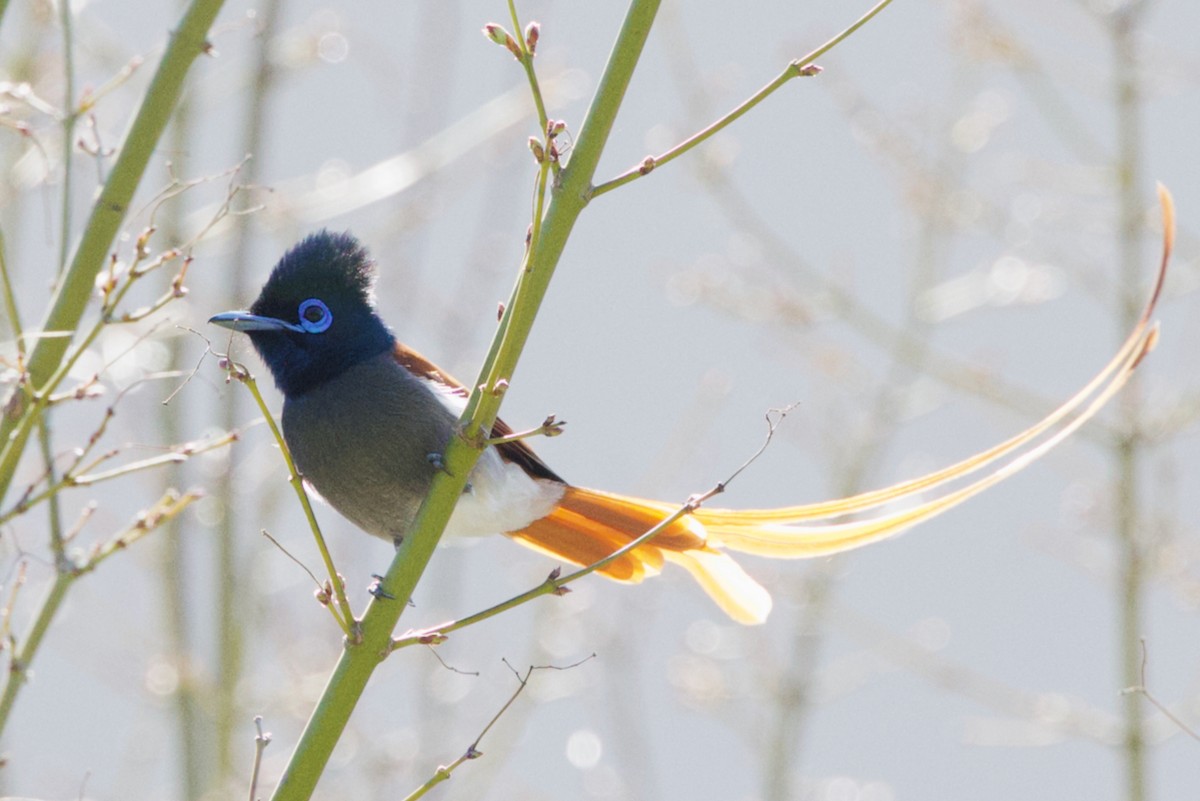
top-left (1111, 7), bottom-right (1147, 801)
top-left (238, 371), bottom-right (353, 635)
top-left (0, 491), bottom-right (198, 737)
top-left (526, 159), bottom-right (551, 265)
top-left (591, 0), bottom-right (895, 198)
top-left (157, 242), bottom-right (205, 801)
top-left (506, 0), bottom-right (553, 148)
top-left (0, 573), bottom-right (72, 734)
top-left (392, 500), bottom-right (695, 649)
top-left (470, 0), bottom-right (662, 425)
top-left (0, 0), bottom-right (227, 503)
top-left (403, 758), bottom-right (465, 801)
top-left (58, 0), bottom-right (77, 276)
top-left (216, 0), bottom-right (283, 781)
top-left (0, 230), bottom-right (22, 354)
top-left (266, 3), bottom-right (662, 799)
top-left (35, 421), bottom-right (65, 561)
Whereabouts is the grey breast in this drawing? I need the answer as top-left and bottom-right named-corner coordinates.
top-left (281, 351), bottom-right (458, 541)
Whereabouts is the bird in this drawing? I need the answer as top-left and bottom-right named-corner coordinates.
top-left (210, 228), bottom-right (1164, 624)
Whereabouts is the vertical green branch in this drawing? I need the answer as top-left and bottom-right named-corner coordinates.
top-left (267, 3), bottom-right (662, 799)
top-left (213, 0), bottom-right (284, 783)
top-left (0, 231), bottom-right (22, 356)
top-left (0, 573), bottom-right (70, 731)
top-left (468, 0), bottom-right (662, 428)
top-left (57, 0), bottom-right (77, 276)
top-left (157, 66), bottom-right (204, 801)
top-left (27, 0), bottom-right (83, 597)
top-left (1110, 6), bottom-right (1147, 801)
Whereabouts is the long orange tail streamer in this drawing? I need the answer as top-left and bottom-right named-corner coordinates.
top-left (510, 186), bottom-right (1174, 624)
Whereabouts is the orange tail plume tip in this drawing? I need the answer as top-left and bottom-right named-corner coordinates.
top-left (506, 186), bottom-right (1172, 624)
top-left (1131, 324), bottom-right (1160, 370)
top-left (1157, 183), bottom-right (1176, 254)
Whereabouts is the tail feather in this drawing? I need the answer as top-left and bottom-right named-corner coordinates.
top-left (504, 187), bottom-right (1172, 624)
top-left (510, 501), bottom-right (664, 582)
top-left (508, 485), bottom-right (774, 624)
top-left (505, 313), bottom-right (1157, 622)
top-left (661, 548), bottom-right (773, 625)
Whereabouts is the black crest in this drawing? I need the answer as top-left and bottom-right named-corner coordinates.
top-left (252, 230), bottom-right (376, 318)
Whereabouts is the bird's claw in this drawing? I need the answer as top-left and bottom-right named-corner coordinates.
top-left (426, 452), bottom-right (453, 476)
top-left (368, 574), bottom-right (395, 600)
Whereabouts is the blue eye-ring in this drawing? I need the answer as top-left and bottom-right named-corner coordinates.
top-left (298, 298), bottom-right (332, 333)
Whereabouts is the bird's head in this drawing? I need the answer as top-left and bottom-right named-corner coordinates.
top-left (210, 231), bottom-right (394, 396)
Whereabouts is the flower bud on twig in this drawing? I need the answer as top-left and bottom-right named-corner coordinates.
top-left (482, 23), bottom-right (523, 59)
top-left (528, 136), bottom-right (545, 163)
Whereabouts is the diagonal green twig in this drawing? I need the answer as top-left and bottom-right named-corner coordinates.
top-left (590, 0), bottom-right (895, 198)
top-left (266, 3), bottom-right (664, 798)
top-left (0, 0), bottom-right (228, 502)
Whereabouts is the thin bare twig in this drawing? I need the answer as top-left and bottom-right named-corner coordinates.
top-left (484, 414), bottom-right (566, 446)
top-left (590, 0), bottom-right (894, 198)
top-left (248, 715), bottom-right (272, 801)
top-left (693, 403), bottom-right (799, 506)
top-left (260, 530), bottom-right (327, 596)
top-left (425, 645), bottom-right (480, 677)
top-left (216, 354), bottom-right (355, 637)
top-left (401, 655), bottom-right (596, 801)
top-left (1121, 639), bottom-right (1200, 744)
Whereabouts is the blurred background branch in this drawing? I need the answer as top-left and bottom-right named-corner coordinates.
top-left (0, 1), bottom-right (1193, 800)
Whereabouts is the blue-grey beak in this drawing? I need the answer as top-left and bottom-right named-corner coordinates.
top-left (209, 311), bottom-right (305, 333)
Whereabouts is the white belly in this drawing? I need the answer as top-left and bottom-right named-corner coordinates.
top-left (445, 446), bottom-right (565, 537)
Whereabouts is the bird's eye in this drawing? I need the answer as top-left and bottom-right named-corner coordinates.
top-left (297, 298), bottom-right (332, 333)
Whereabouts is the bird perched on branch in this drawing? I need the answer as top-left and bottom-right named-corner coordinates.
top-left (211, 209), bottom-right (1169, 623)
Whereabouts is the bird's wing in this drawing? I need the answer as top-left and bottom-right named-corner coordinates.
top-left (392, 341), bottom-right (566, 483)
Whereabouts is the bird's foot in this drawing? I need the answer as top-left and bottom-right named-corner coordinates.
top-left (426, 451), bottom-right (453, 476)
top-left (368, 574), bottom-right (395, 600)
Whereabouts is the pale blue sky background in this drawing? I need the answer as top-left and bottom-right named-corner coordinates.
top-left (1, 1), bottom-right (1197, 800)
